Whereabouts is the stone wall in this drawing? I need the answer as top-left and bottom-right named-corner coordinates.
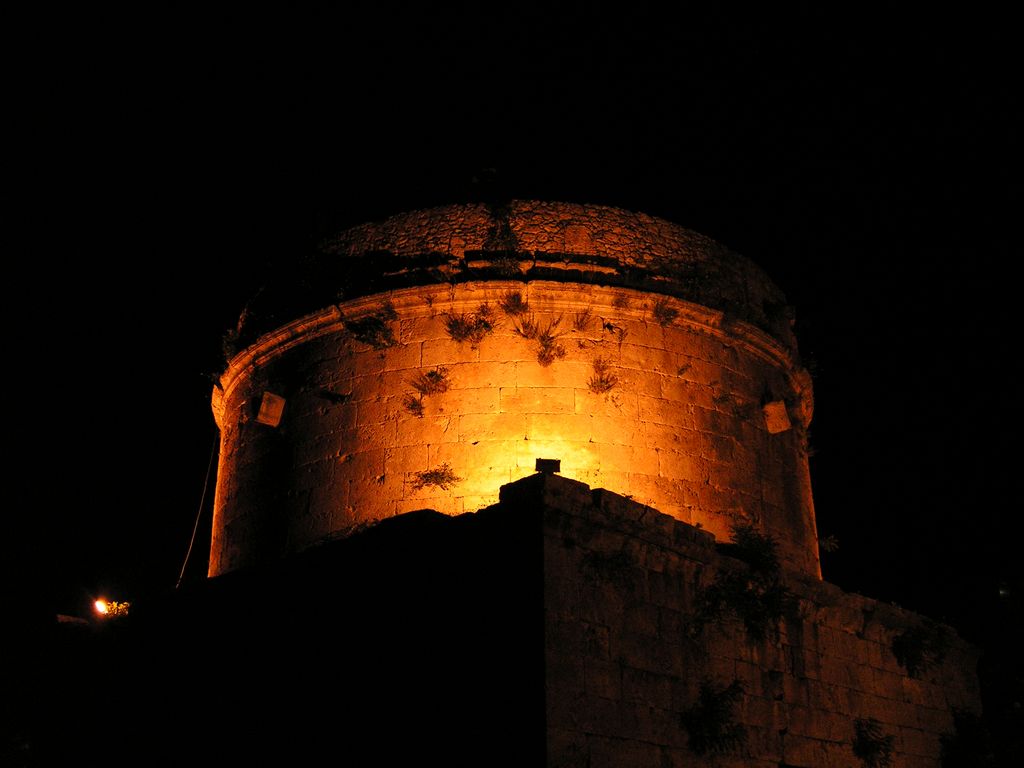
top-left (239, 201), bottom-right (797, 351)
top-left (210, 281), bottom-right (817, 576)
top-left (522, 474), bottom-right (981, 767)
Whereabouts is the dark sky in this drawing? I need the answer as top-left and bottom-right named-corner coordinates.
top-left (13, 8), bottom-right (1019, 645)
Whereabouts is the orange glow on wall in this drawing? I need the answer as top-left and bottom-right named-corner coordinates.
top-left (208, 203), bottom-right (819, 578)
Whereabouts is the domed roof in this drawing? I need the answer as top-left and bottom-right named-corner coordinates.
top-left (234, 201), bottom-right (796, 353)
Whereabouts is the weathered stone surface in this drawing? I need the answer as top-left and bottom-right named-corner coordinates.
top-left (210, 203), bottom-right (818, 578)
top-left (526, 473), bottom-right (982, 768)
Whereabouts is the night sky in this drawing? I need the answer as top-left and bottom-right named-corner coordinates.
top-left (13, 8), bottom-right (1019, 655)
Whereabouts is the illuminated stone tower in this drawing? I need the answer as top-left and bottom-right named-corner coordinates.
top-left (209, 201), bottom-right (817, 577)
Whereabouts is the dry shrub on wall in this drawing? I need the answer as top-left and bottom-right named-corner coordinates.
top-left (689, 523), bottom-right (794, 642)
top-left (411, 463), bottom-right (461, 491)
top-left (853, 718), bottom-right (894, 768)
top-left (680, 679), bottom-right (747, 756)
top-left (445, 304), bottom-right (496, 346)
top-left (587, 357), bottom-right (618, 394)
top-left (344, 303), bottom-right (398, 349)
top-left (410, 367), bottom-right (450, 396)
top-left (651, 296), bottom-right (679, 327)
top-left (498, 290), bottom-right (530, 316)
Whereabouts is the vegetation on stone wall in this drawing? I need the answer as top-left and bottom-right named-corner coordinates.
top-left (402, 393), bottom-right (425, 417)
top-left (536, 320), bottom-right (568, 366)
top-left (891, 621), bottom-right (949, 679)
top-left (579, 548), bottom-right (637, 591)
top-left (572, 307), bottom-right (592, 332)
top-left (601, 319), bottom-right (628, 346)
top-left (818, 533), bottom-right (840, 553)
top-left (680, 679), bottom-right (747, 756)
top-left (411, 462), bottom-right (462, 491)
top-left (853, 717), bottom-right (895, 768)
top-left (498, 290), bottom-right (530, 316)
top-left (344, 303), bottom-right (398, 349)
top-left (651, 296), bottom-right (679, 327)
top-left (587, 357), bottom-right (618, 394)
top-left (402, 367), bottom-right (450, 418)
top-left (444, 304), bottom-right (496, 346)
top-left (410, 367), bottom-right (450, 396)
top-left (512, 314), bottom-right (567, 366)
top-left (690, 523), bottom-right (793, 642)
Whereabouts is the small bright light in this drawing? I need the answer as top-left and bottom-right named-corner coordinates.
top-left (93, 598), bottom-right (129, 618)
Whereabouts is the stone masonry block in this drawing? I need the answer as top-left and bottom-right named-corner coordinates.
top-left (614, 368), bottom-right (663, 399)
top-left (458, 411), bottom-right (526, 442)
top-left (638, 394), bottom-right (694, 429)
top-left (500, 386), bottom-right (574, 414)
top-left (516, 359), bottom-right (590, 388)
top-left (575, 388), bottom-right (639, 420)
top-left (421, 337), bottom-right (477, 367)
top-left (526, 412), bottom-right (593, 443)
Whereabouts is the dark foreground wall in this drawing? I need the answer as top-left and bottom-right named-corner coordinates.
top-left (20, 473), bottom-right (979, 766)
top-left (21, 509), bottom-right (544, 766)
top-left (526, 473), bottom-right (981, 767)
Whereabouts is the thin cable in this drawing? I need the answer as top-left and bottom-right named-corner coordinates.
top-left (177, 434), bottom-right (218, 589)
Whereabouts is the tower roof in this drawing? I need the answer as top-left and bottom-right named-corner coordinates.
top-left (235, 201), bottom-right (796, 354)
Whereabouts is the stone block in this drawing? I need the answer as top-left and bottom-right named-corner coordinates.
top-left (638, 394), bottom-right (694, 429)
top-left (623, 603), bottom-right (660, 637)
top-left (516, 358), bottom-right (590, 388)
top-left (500, 386), bottom-right (574, 414)
top-left (435, 386), bottom-right (499, 414)
top-left (587, 735), bottom-right (662, 768)
top-left (393, 413), bottom-right (456, 446)
top-left (454, 359), bottom-right (516, 389)
top-left (421, 337), bottom-right (475, 367)
top-left (575, 388), bottom-right (639, 420)
top-left (781, 733), bottom-right (827, 767)
top-left (621, 667), bottom-right (672, 709)
top-left (584, 659), bottom-right (621, 700)
top-left (526, 412), bottom-right (593, 443)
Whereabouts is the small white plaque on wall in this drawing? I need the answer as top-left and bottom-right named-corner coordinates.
top-left (256, 392), bottom-right (286, 427)
top-left (762, 400), bottom-right (791, 434)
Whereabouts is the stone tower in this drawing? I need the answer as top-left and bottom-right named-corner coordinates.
top-left (209, 201), bottom-right (818, 577)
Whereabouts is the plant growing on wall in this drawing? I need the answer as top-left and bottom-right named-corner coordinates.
top-left (511, 314), bottom-right (539, 340)
top-left (498, 290), bottom-right (530, 316)
top-left (680, 679), bottom-right (747, 756)
top-left (587, 357), bottom-right (618, 394)
top-left (891, 621), bottom-right (949, 679)
top-left (853, 718), bottom-right (894, 768)
top-left (652, 296), bottom-right (679, 327)
top-left (572, 307), bottom-right (592, 332)
top-left (601, 319), bottom-right (628, 346)
top-left (411, 462), bottom-right (462, 491)
top-left (690, 523), bottom-right (794, 642)
top-left (402, 367), bottom-right (450, 418)
top-left (512, 314), bottom-right (567, 366)
top-left (490, 255), bottom-right (522, 276)
top-left (536, 317), bottom-right (567, 366)
top-left (402, 393), bottom-right (425, 417)
top-left (344, 303), bottom-right (398, 349)
top-left (445, 304), bottom-right (496, 346)
top-left (410, 367), bottom-right (450, 396)
top-left (579, 548), bottom-right (637, 590)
